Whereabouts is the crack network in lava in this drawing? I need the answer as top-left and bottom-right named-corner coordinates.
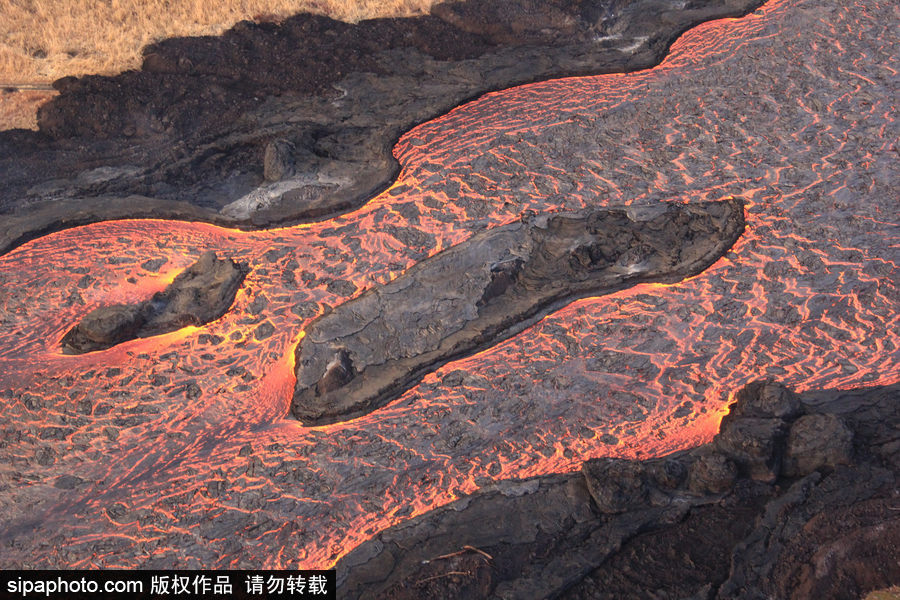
top-left (0, 0), bottom-right (897, 570)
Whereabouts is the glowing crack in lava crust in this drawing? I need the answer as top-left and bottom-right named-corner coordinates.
top-left (0, 0), bottom-right (897, 569)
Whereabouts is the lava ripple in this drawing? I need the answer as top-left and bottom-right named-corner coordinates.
top-left (0, 0), bottom-right (897, 569)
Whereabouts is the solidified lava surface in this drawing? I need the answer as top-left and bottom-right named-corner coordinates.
top-left (0, 0), bottom-right (898, 572)
top-left (0, 0), bottom-right (763, 255)
top-left (61, 251), bottom-right (247, 354)
top-left (335, 381), bottom-right (900, 599)
top-left (292, 200), bottom-right (744, 425)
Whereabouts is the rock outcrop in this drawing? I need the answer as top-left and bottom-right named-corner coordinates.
top-left (61, 251), bottom-right (247, 353)
top-left (336, 380), bottom-right (900, 599)
top-left (0, 0), bottom-right (764, 255)
top-left (292, 198), bottom-right (744, 424)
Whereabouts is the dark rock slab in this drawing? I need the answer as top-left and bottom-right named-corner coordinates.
top-left (0, 0), bottom-right (764, 256)
top-left (337, 471), bottom-right (695, 600)
top-left (336, 380), bottom-right (900, 600)
top-left (291, 198), bottom-right (744, 424)
top-left (61, 251), bottom-right (247, 353)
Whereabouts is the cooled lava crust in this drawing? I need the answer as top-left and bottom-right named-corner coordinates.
top-left (292, 199), bottom-right (744, 425)
top-left (0, 0), bottom-right (763, 255)
top-left (0, 0), bottom-right (895, 579)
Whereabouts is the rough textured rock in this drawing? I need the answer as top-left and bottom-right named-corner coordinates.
top-left (726, 380), bottom-right (804, 420)
top-left (291, 198), bottom-right (744, 424)
top-left (783, 413), bottom-right (854, 477)
top-left (712, 380), bottom-right (801, 481)
top-left (0, 0), bottom-right (764, 256)
top-left (687, 449), bottom-right (738, 494)
top-left (714, 416), bottom-right (787, 482)
top-left (582, 458), bottom-right (652, 513)
top-left (336, 381), bottom-right (900, 600)
top-left (61, 251), bottom-right (247, 353)
top-left (582, 455), bottom-right (690, 513)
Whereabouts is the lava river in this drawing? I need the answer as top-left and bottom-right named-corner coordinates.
top-left (0, 0), bottom-right (897, 569)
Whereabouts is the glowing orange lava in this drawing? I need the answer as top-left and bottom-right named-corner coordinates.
top-left (0, 0), bottom-right (897, 569)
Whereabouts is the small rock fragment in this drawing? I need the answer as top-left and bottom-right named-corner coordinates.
top-left (263, 139), bottom-right (295, 182)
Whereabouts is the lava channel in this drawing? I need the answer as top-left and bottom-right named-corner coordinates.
top-left (0, 0), bottom-right (897, 570)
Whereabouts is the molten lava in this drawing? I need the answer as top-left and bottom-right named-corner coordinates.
top-left (0, 0), bottom-right (897, 570)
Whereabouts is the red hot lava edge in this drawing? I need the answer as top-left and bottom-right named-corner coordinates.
top-left (0, 0), bottom-right (897, 569)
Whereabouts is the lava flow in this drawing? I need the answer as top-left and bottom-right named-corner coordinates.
top-left (0, 0), bottom-right (897, 570)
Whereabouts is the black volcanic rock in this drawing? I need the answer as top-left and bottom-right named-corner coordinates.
top-left (782, 413), bottom-right (854, 477)
top-left (687, 449), bottom-right (738, 494)
top-left (726, 379), bottom-right (803, 420)
top-left (714, 416), bottom-right (787, 482)
top-left (61, 251), bottom-right (247, 353)
top-left (291, 198), bottom-right (745, 425)
top-left (336, 381), bottom-right (900, 600)
top-left (0, 0), bottom-right (764, 255)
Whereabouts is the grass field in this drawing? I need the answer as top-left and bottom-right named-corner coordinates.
top-left (0, 0), bottom-right (437, 129)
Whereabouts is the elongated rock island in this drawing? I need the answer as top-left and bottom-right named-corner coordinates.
top-left (292, 198), bottom-right (744, 424)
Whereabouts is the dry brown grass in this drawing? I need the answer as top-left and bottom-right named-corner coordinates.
top-left (0, 0), bottom-right (438, 83)
top-left (0, 0), bottom-right (438, 129)
top-left (0, 88), bottom-right (56, 130)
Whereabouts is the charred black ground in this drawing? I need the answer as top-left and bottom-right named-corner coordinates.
top-left (0, 0), bottom-right (762, 256)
